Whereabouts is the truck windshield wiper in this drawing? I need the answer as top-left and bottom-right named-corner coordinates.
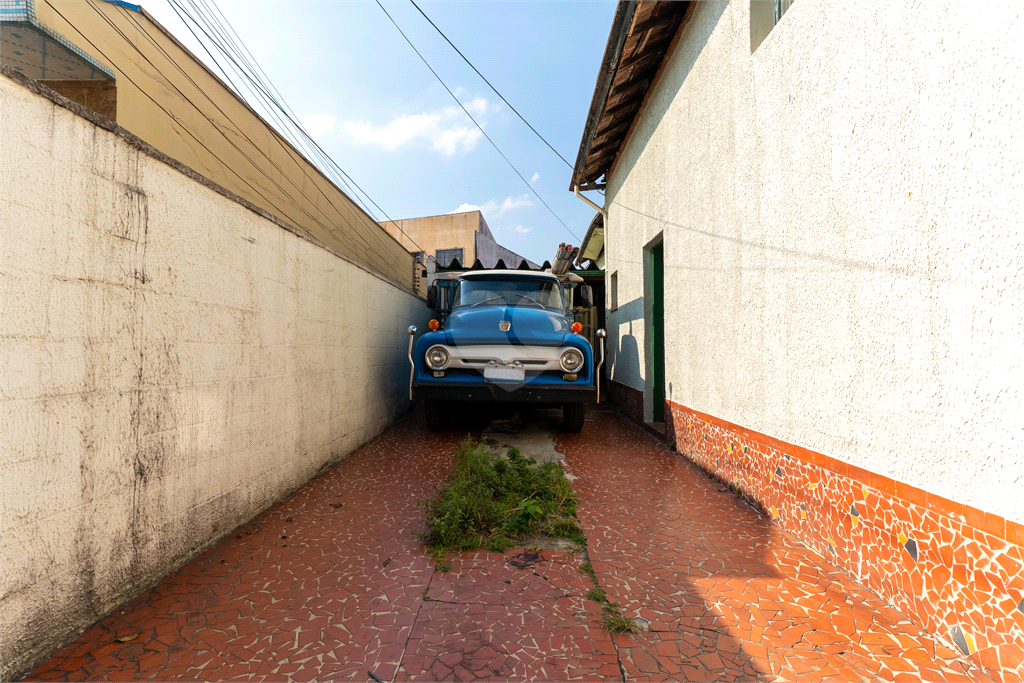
top-left (509, 293), bottom-right (545, 308)
top-left (471, 295), bottom-right (506, 308)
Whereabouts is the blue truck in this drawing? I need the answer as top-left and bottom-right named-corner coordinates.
top-left (407, 269), bottom-right (605, 432)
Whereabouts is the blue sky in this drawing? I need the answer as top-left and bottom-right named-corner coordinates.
top-left (140, 0), bottom-right (616, 265)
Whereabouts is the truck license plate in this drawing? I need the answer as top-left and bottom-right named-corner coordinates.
top-left (483, 362), bottom-right (525, 383)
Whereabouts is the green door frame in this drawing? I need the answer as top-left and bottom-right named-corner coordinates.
top-left (651, 241), bottom-right (665, 422)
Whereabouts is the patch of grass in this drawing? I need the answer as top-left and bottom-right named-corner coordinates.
top-left (603, 612), bottom-right (642, 634)
top-left (584, 570), bottom-right (644, 635)
top-left (421, 439), bottom-right (585, 567)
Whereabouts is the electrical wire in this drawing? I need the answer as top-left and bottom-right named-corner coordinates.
top-left (176, 0), bottom-right (420, 247)
top-left (85, 0), bottom-right (392, 268)
top-left (407, 0), bottom-right (573, 170)
top-left (375, 0), bottom-right (581, 242)
top-left (171, 0), bottom-right (427, 251)
top-left (117, 3), bottom-right (399, 266)
top-left (41, 0), bottom-right (354, 261)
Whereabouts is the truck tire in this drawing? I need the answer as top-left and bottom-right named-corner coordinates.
top-left (424, 399), bottom-right (449, 432)
top-left (561, 402), bottom-right (586, 433)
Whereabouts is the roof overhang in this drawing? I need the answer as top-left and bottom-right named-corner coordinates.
top-left (570, 1), bottom-right (691, 190)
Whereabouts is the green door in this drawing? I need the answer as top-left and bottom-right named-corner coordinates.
top-left (652, 242), bottom-right (665, 422)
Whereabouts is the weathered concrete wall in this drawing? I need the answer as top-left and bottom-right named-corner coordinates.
top-left (474, 216), bottom-right (538, 269)
top-left (603, 0), bottom-right (1024, 523)
top-left (382, 211), bottom-right (479, 267)
top-left (381, 210), bottom-right (536, 270)
top-left (37, 80), bottom-right (116, 121)
top-left (0, 71), bottom-right (426, 679)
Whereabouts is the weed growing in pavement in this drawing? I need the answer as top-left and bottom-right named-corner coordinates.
top-left (603, 611), bottom-right (642, 634)
top-left (582, 562), bottom-right (643, 634)
top-left (420, 439), bottom-right (586, 569)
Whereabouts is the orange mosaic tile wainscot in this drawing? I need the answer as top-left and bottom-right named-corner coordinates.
top-left (661, 398), bottom-right (1024, 682)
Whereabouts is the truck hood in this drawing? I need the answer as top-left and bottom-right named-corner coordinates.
top-left (445, 305), bottom-right (569, 346)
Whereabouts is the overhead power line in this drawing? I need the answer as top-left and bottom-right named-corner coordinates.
top-left (82, 0), bottom-right (398, 271)
top-left (375, 0), bottom-right (580, 242)
top-left (407, 0), bottom-right (574, 170)
top-left (43, 0), bottom-right (356, 259)
top-left (112, 2), bottom-right (394, 263)
top-left (170, 0), bottom-right (428, 253)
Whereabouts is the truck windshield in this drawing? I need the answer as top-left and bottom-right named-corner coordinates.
top-left (452, 278), bottom-right (564, 310)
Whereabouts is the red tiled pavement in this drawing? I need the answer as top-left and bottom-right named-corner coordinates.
top-left (24, 406), bottom-right (987, 681)
top-left (559, 406), bottom-right (988, 682)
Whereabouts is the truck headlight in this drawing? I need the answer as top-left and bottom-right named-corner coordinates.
top-left (425, 345), bottom-right (450, 370)
top-left (560, 348), bottom-right (583, 373)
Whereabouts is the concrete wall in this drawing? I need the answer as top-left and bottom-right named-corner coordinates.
top-left (603, 0), bottom-right (1024, 524)
top-left (0, 71), bottom-right (426, 679)
top-left (383, 211), bottom-right (479, 266)
top-left (38, 80), bottom-right (116, 121)
top-left (381, 210), bottom-right (536, 269)
top-left (30, 1), bottom-right (415, 288)
top-left (474, 217), bottom-right (538, 269)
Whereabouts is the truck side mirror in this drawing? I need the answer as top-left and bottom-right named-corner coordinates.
top-left (427, 285), bottom-right (439, 309)
top-left (579, 285), bottom-right (594, 309)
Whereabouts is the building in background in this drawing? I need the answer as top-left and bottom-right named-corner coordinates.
top-left (1, 0), bottom-right (414, 289)
top-left (381, 209), bottom-right (538, 274)
top-left (571, 1), bottom-right (1024, 679)
top-left (0, 0), bottom-right (116, 117)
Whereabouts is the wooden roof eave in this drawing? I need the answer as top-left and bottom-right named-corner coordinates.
top-left (569, 0), bottom-right (639, 190)
top-left (570, 1), bottom-right (692, 191)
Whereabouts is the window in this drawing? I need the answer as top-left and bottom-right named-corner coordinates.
top-left (452, 277), bottom-right (564, 310)
top-left (412, 251), bottom-right (425, 263)
top-left (435, 248), bottom-right (464, 268)
top-left (609, 271), bottom-right (618, 311)
top-left (750, 0), bottom-right (795, 52)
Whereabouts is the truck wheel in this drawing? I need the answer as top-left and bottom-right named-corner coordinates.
top-left (561, 402), bottom-right (586, 433)
top-left (424, 399), bottom-right (448, 432)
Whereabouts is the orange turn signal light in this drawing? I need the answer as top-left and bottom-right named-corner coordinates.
top-left (571, 322), bottom-right (583, 334)
top-left (428, 319), bottom-right (440, 331)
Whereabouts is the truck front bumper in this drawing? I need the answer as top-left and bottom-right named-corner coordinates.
top-left (413, 381), bottom-right (595, 403)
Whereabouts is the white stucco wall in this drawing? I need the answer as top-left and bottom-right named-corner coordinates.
top-left (604, 0), bottom-right (1024, 522)
top-left (0, 73), bottom-right (426, 679)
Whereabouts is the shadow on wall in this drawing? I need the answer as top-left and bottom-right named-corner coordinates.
top-left (609, 296), bottom-right (644, 386)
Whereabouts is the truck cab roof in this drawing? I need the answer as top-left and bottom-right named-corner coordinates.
top-left (458, 270), bottom-right (559, 281)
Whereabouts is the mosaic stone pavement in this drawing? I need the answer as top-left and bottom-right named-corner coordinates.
top-left (25, 406), bottom-right (989, 681)
top-left (559, 406), bottom-right (989, 682)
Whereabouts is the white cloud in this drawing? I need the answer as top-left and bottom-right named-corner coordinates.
top-left (449, 200), bottom-right (498, 216)
top-left (300, 114), bottom-right (336, 136)
top-left (512, 225), bottom-right (532, 234)
top-left (342, 98), bottom-right (494, 156)
top-left (463, 96), bottom-right (490, 117)
top-left (501, 194), bottom-right (533, 212)
top-left (449, 194), bottom-right (533, 219)
top-left (530, 172), bottom-right (540, 184)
